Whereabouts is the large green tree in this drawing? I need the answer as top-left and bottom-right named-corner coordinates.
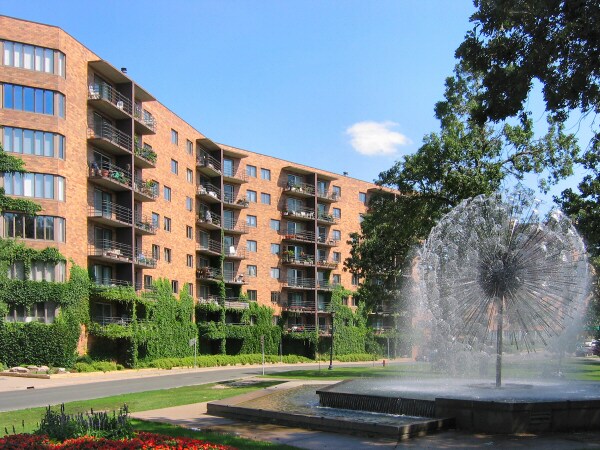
top-left (346, 65), bottom-right (579, 310)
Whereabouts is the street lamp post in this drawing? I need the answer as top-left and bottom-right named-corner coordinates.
top-left (328, 311), bottom-right (335, 370)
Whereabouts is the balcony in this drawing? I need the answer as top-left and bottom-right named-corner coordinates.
top-left (317, 280), bottom-right (338, 291)
top-left (197, 238), bottom-right (222, 256)
top-left (284, 182), bottom-right (315, 198)
top-left (89, 162), bottom-right (132, 191)
top-left (317, 211), bottom-right (339, 225)
top-left (133, 177), bottom-right (158, 202)
top-left (134, 143), bottom-right (157, 169)
top-left (223, 219), bottom-right (248, 234)
top-left (88, 82), bottom-right (132, 119)
top-left (281, 253), bottom-right (315, 266)
top-left (316, 258), bottom-right (339, 269)
top-left (223, 192), bottom-right (249, 209)
top-left (316, 190), bottom-right (340, 203)
top-left (88, 239), bottom-right (133, 263)
top-left (88, 201), bottom-right (132, 228)
top-left (134, 250), bottom-right (157, 268)
top-left (196, 182), bottom-right (221, 203)
top-left (282, 206), bottom-right (315, 221)
top-left (197, 210), bottom-right (221, 230)
top-left (282, 300), bottom-right (316, 312)
top-left (92, 316), bottom-right (133, 327)
top-left (224, 246), bottom-right (247, 260)
top-left (317, 234), bottom-right (339, 247)
top-left (133, 104), bottom-right (157, 134)
top-left (134, 282), bottom-right (156, 293)
top-left (88, 121), bottom-right (132, 155)
top-left (91, 278), bottom-right (131, 291)
top-left (223, 168), bottom-right (248, 184)
top-left (283, 277), bottom-right (316, 289)
top-left (196, 266), bottom-right (222, 281)
top-left (198, 295), bottom-right (250, 309)
top-left (372, 326), bottom-right (396, 335)
top-left (281, 230), bottom-right (315, 243)
top-left (134, 213), bottom-right (158, 235)
top-left (223, 270), bottom-right (248, 284)
top-left (197, 152), bottom-right (222, 177)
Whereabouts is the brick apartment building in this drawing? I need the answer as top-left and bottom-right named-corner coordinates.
top-left (0, 16), bottom-right (388, 335)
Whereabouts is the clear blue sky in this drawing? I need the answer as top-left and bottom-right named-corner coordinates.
top-left (3, 0), bottom-right (478, 184)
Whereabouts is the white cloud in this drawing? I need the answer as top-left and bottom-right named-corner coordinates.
top-left (346, 121), bottom-right (411, 156)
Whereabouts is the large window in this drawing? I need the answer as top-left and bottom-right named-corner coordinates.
top-left (6, 301), bottom-right (58, 324)
top-left (7, 260), bottom-right (65, 282)
top-left (2, 40), bottom-right (65, 76)
top-left (261, 193), bottom-right (271, 205)
top-left (2, 127), bottom-right (64, 159)
top-left (246, 165), bottom-right (257, 177)
top-left (246, 215), bottom-right (257, 227)
top-left (2, 83), bottom-right (65, 117)
top-left (3, 213), bottom-right (65, 242)
top-left (3, 173), bottom-right (64, 201)
top-left (261, 168), bottom-right (271, 180)
top-left (246, 190), bottom-right (257, 203)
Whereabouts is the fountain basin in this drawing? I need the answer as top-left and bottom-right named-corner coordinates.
top-left (317, 378), bottom-right (600, 433)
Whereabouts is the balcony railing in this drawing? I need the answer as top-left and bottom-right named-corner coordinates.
top-left (317, 234), bottom-right (340, 246)
top-left (196, 266), bottom-right (222, 280)
top-left (316, 258), bottom-right (339, 269)
top-left (198, 295), bottom-right (250, 309)
top-left (224, 246), bottom-right (247, 259)
top-left (286, 324), bottom-right (318, 332)
top-left (223, 219), bottom-right (248, 233)
top-left (133, 104), bottom-right (157, 132)
top-left (89, 161), bottom-right (132, 187)
top-left (317, 280), bottom-right (338, 291)
top-left (133, 177), bottom-right (159, 199)
top-left (197, 238), bottom-right (222, 254)
top-left (91, 278), bottom-right (131, 289)
top-left (198, 210), bottom-right (221, 227)
top-left (134, 282), bottom-right (156, 292)
top-left (282, 206), bottom-right (315, 220)
top-left (93, 316), bottom-right (133, 326)
top-left (134, 213), bottom-right (158, 234)
top-left (89, 239), bottom-right (133, 262)
top-left (284, 277), bottom-right (316, 289)
top-left (316, 190), bottom-right (340, 202)
top-left (134, 144), bottom-right (157, 165)
top-left (223, 192), bottom-right (249, 208)
top-left (317, 212), bottom-right (339, 224)
top-left (197, 182), bottom-right (221, 200)
top-left (223, 167), bottom-right (248, 182)
top-left (88, 201), bottom-right (132, 225)
top-left (197, 152), bottom-right (222, 174)
top-left (284, 182), bottom-right (315, 196)
top-left (223, 270), bottom-right (248, 283)
top-left (90, 120), bottom-right (132, 152)
top-left (89, 82), bottom-right (133, 115)
top-left (135, 250), bottom-right (157, 268)
top-left (282, 253), bottom-right (315, 265)
top-left (282, 230), bottom-right (316, 242)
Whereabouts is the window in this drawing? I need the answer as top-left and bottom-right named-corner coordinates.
top-left (186, 225), bottom-right (193, 239)
top-left (170, 159), bottom-right (178, 175)
top-left (171, 129), bottom-right (178, 145)
top-left (186, 139), bottom-right (193, 154)
top-left (152, 213), bottom-right (160, 229)
top-left (186, 254), bottom-right (194, 267)
top-left (359, 192), bottom-right (367, 204)
top-left (270, 267), bottom-right (280, 279)
top-left (185, 196), bottom-right (193, 211)
top-left (186, 168), bottom-right (193, 183)
top-left (261, 168), bottom-right (271, 180)
top-left (3, 173), bottom-right (64, 201)
top-left (271, 291), bottom-right (280, 303)
top-left (2, 83), bottom-right (64, 117)
top-left (171, 280), bottom-right (179, 293)
top-left (3, 127), bottom-right (64, 159)
top-left (352, 274), bottom-right (359, 286)
top-left (332, 230), bottom-right (341, 241)
top-left (2, 213), bottom-right (65, 242)
top-left (333, 252), bottom-right (341, 262)
top-left (164, 186), bottom-right (171, 201)
top-left (246, 215), bottom-right (257, 227)
top-left (247, 240), bottom-right (257, 252)
top-left (333, 208), bottom-right (341, 219)
top-left (333, 186), bottom-right (341, 198)
top-left (152, 244), bottom-right (160, 260)
top-left (2, 41), bottom-right (65, 76)
top-left (261, 193), bottom-right (271, 205)
top-left (164, 248), bottom-right (172, 263)
top-left (270, 219), bottom-right (280, 231)
top-left (164, 217), bottom-right (171, 232)
top-left (333, 274), bottom-right (341, 285)
top-left (247, 265), bottom-right (257, 277)
top-left (246, 165), bottom-right (257, 177)
top-left (187, 283), bottom-right (193, 296)
top-left (271, 243), bottom-right (280, 255)
top-left (143, 275), bottom-right (153, 290)
top-left (246, 190), bottom-right (257, 203)
top-left (247, 290), bottom-right (257, 301)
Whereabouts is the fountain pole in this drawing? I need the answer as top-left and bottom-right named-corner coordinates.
top-left (495, 296), bottom-right (504, 388)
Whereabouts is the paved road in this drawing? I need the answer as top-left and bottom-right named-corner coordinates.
top-left (0, 362), bottom-right (386, 412)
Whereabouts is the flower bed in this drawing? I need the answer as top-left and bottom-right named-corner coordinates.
top-left (0, 432), bottom-right (236, 449)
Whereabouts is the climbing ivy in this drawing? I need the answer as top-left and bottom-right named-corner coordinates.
top-left (0, 144), bottom-right (41, 215)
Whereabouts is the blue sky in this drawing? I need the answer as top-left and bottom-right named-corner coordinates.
top-left (3, 0), bottom-right (477, 184)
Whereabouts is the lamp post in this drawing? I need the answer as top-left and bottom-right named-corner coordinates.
top-left (328, 311), bottom-right (335, 370)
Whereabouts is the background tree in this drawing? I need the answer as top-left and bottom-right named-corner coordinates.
top-left (0, 143), bottom-right (41, 215)
top-left (346, 65), bottom-right (579, 311)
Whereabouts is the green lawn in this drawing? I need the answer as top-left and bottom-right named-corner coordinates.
top-left (0, 381), bottom-right (281, 435)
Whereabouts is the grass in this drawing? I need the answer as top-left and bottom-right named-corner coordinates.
top-left (132, 419), bottom-right (298, 450)
top-left (0, 380), bottom-right (281, 435)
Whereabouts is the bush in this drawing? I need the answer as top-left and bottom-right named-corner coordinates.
top-left (140, 354), bottom-right (313, 370)
top-left (73, 361), bottom-right (119, 373)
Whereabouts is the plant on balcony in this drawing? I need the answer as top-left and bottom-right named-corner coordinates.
top-left (236, 198), bottom-right (249, 207)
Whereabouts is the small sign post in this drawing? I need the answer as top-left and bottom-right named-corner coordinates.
top-left (189, 337), bottom-right (197, 368)
top-left (260, 335), bottom-right (265, 375)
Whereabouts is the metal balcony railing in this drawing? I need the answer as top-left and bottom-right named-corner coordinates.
top-left (197, 152), bottom-right (222, 173)
top-left (223, 219), bottom-right (248, 233)
top-left (135, 249), bottom-right (157, 268)
top-left (317, 280), bottom-right (338, 290)
top-left (89, 82), bottom-right (133, 115)
top-left (284, 277), bottom-right (316, 289)
top-left (317, 301), bottom-right (331, 312)
top-left (317, 212), bottom-right (339, 224)
top-left (283, 300), bottom-right (316, 311)
top-left (223, 192), bottom-right (249, 207)
top-left (197, 238), bottom-right (222, 253)
top-left (282, 206), bottom-right (315, 219)
top-left (316, 190), bottom-right (340, 201)
top-left (134, 213), bottom-right (158, 233)
top-left (317, 234), bottom-right (340, 246)
top-left (93, 316), bottom-right (133, 326)
top-left (197, 182), bottom-right (221, 200)
top-left (223, 270), bottom-right (247, 283)
top-left (282, 253), bottom-right (315, 265)
top-left (134, 144), bottom-right (157, 164)
top-left (196, 266), bottom-right (222, 280)
top-left (198, 295), bottom-right (250, 309)
top-left (90, 161), bottom-right (132, 187)
top-left (223, 166), bottom-right (248, 182)
top-left (284, 181), bottom-right (315, 195)
top-left (224, 246), bottom-right (247, 258)
top-left (91, 278), bottom-right (131, 289)
top-left (133, 177), bottom-right (159, 199)
top-left (133, 104), bottom-right (157, 132)
top-left (287, 324), bottom-right (317, 332)
top-left (198, 210), bottom-right (221, 227)
top-left (134, 282), bottom-right (156, 292)
top-left (88, 201), bottom-right (132, 224)
top-left (282, 230), bottom-right (316, 242)
top-left (316, 258), bottom-right (339, 269)
top-left (89, 239), bottom-right (133, 261)
top-left (91, 120), bottom-right (132, 151)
